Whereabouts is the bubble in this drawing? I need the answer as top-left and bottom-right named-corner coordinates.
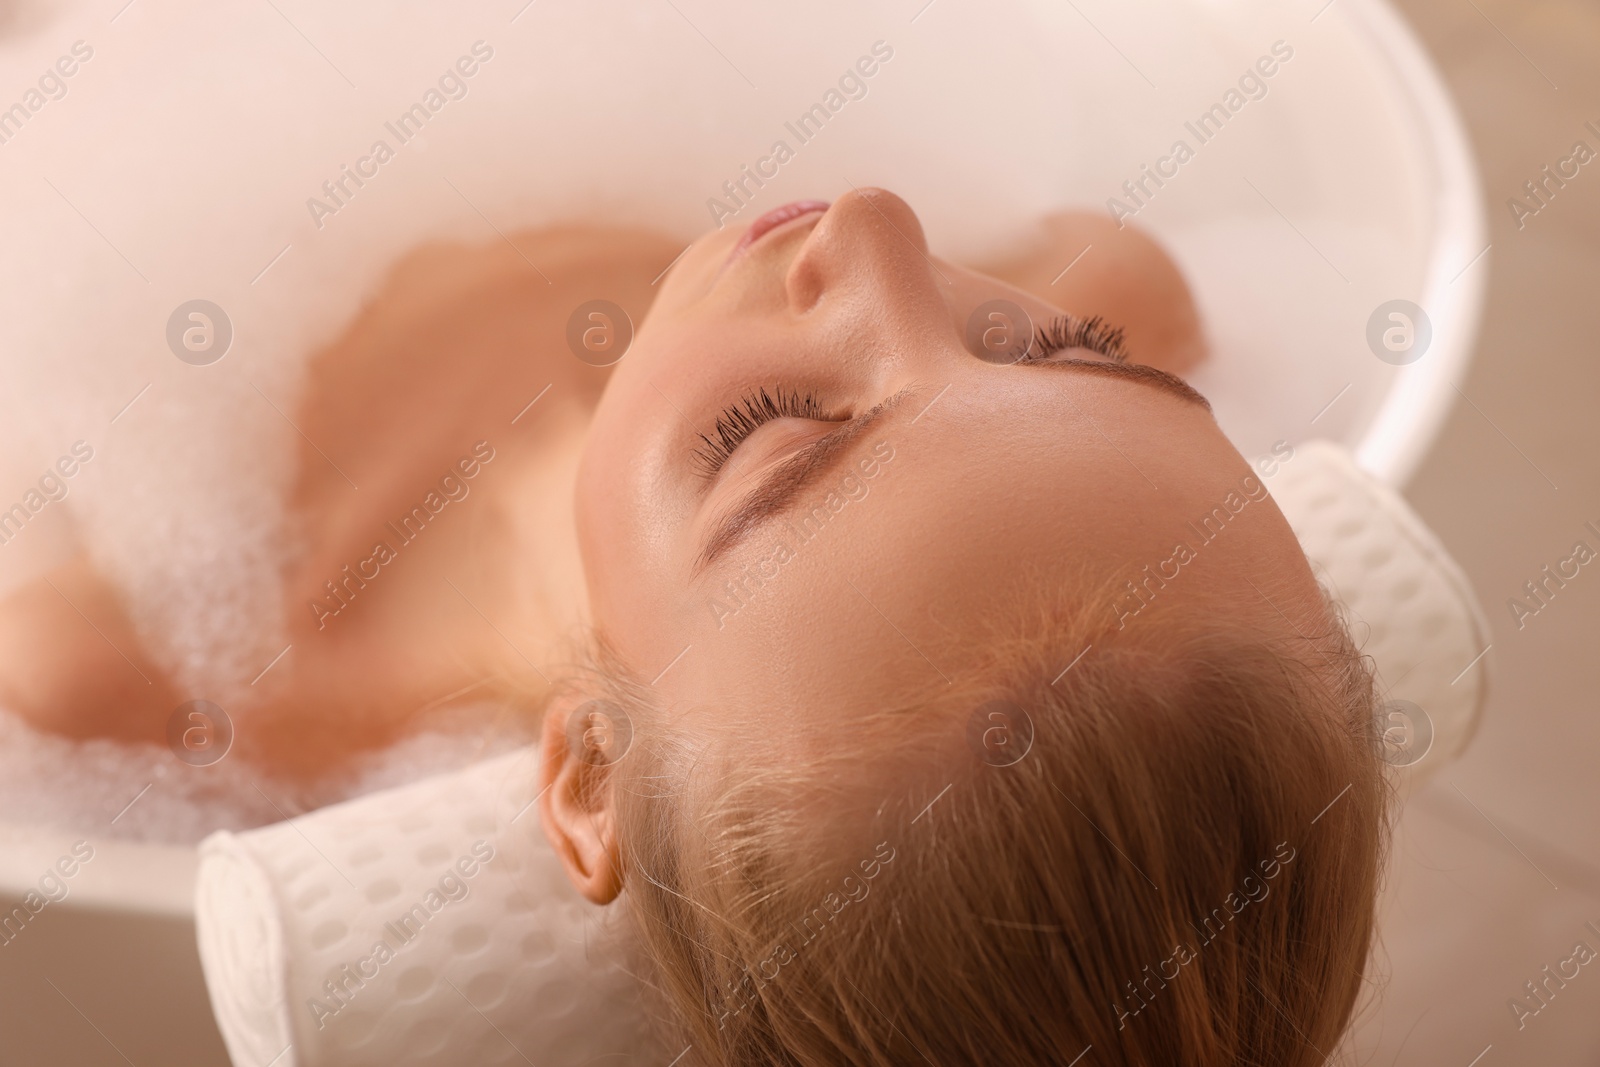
top-left (965, 699), bottom-right (1034, 767)
top-left (364, 878), bottom-right (401, 904)
top-left (294, 884), bottom-right (331, 910)
top-left (1366, 299), bottom-right (1431, 366)
top-left (521, 929), bottom-right (556, 963)
top-left (1377, 699), bottom-right (1433, 768)
top-left (329, 1009), bottom-right (378, 1049)
top-left (395, 966), bottom-right (435, 1002)
top-left (565, 299), bottom-right (633, 366)
top-left (416, 841), bottom-right (451, 865)
top-left (165, 699), bottom-right (233, 766)
top-left (452, 924), bottom-right (489, 954)
top-left (965, 299), bottom-right (1035, 365)
top-left (347, 842), bottom-right (383, 866)
top-left (465, 970), bottom-right (507, 1009)
top-left (165, 299), bottom-right (233, 365)
top-left (309, 919), bottom-right (348, 950)
top-left (565, 699), bottom-right (633, 766)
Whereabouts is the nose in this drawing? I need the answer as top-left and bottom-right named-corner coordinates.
top-left (784, 188), bottom-right (940, 313)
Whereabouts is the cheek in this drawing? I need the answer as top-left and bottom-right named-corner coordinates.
top-left (652, 230), bottom-right (744, 308)
top-left (576, 411), bottom-right (699, 664)
top-left (575, 437), bottom-right (643, 582)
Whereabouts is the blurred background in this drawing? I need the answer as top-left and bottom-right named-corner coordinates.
top-left (1355, 0), bottom-right (1600, 1063)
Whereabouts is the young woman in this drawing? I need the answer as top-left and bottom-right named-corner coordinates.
top-left (0, 188), bottom-right (1386, 1065)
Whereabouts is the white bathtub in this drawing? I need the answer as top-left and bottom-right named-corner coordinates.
top-left (0, 0), bottom-right (1483, 1061)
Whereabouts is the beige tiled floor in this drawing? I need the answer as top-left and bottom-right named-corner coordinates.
top-left (1351, 1), bottom-right (1600, 1063)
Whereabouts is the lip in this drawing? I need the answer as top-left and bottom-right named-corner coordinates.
top-left (724, 200), bottom-right (831, 268)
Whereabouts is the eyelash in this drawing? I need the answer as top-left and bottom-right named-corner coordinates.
top-left (693, 386), bottom-right (831, 476)
top-left (1025, 313), bottom-right (1129, 364)
top-left (692, 314), bottom-right (1128, 476)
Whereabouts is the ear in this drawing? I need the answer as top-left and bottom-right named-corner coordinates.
top-left (537, 691), bottom-right (625, 905)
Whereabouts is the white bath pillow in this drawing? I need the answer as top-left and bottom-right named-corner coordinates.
top-left (1263, 439), bottom-right (1488, 781)
top-left (195, 439), bottom-right (1488, 1067)
top-left (196, 747), bottom-right (656, 1067)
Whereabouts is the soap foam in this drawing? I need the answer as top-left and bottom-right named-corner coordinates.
top-left (0, 1), bottom-right (1078, 709)
top-left (0, 702), bottom-right (537, 845)
top-left (0, 0), bottom-right (1419, 839)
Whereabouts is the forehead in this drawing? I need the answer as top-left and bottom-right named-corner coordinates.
top-left (667, 372), bottom-right (1262, 712)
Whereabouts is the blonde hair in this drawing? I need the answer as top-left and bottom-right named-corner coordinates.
top-left (575, 585), bottom-right (1389, 1066)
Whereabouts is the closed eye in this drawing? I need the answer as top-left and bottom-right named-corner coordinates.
top-left (693, 316), bottom-right (1126, 477)
top-left (692, 386), bottom-right (839, 477)
top-left (1023, 314), bottom-right (1129, 363)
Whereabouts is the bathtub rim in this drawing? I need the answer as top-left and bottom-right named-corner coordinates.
top-left (1343, 0), bottom-right (1490, 487)
top-left (0, 0), bottom-right (1487, 916)
top-left (0, 819), bottom-right (197, 919)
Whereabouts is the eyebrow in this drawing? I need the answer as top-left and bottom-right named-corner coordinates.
top-left (692, 359), bottom-right (1208, 574)
top-left (694, 389), bottom-right (911, 574)
top-left (1029, 357), bottom-right (1212, 412)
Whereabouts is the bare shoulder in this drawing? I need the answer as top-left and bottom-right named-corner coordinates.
top-left (306, 225), bottom-right (684, 412)
top-left (0, 227), bottom-right (682, 782)
top-left (290, 224), bottom-right (682, 530)
top-left (0, 553), bottom-right (182, 746)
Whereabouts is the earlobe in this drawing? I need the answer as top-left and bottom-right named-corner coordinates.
top-left (537, 691), bottom-right (625, 905)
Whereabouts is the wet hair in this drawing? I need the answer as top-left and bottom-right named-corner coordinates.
top-left (574, 584), bottom-right (1390, 1066)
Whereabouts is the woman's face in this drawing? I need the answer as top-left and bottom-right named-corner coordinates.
top-left (576, 189), bottom-right (1321, 754)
